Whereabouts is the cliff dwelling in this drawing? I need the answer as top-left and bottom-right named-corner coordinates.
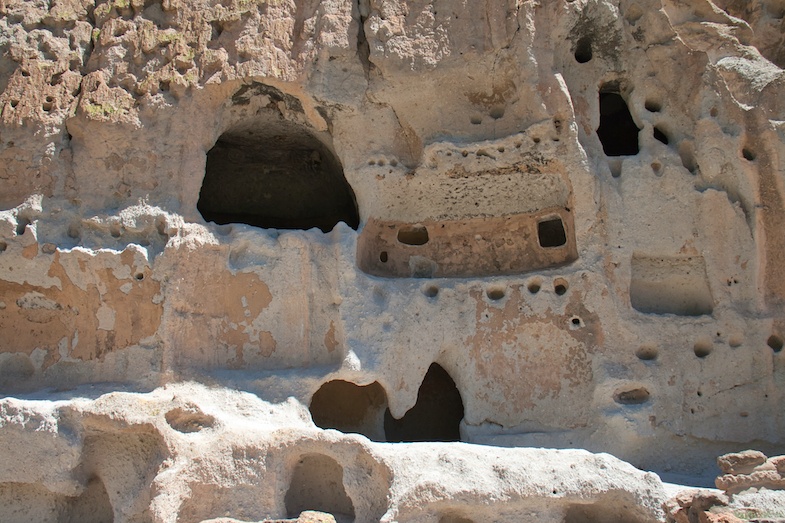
top-left (0, 0), bottom-right (784, 521)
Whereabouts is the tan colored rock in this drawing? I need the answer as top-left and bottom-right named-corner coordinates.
top-left (1, 0), bottom-right (785, 520)
top-left (718, 450), bottom-right (769, 475)
top-left (0, 384), bottom-right (668, 523)
top-left (715, 451), bottom-right (785, 494)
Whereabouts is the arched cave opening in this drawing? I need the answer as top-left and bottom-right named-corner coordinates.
top-left (309, 380), bottom-right (388, 442)
top-left (384, 363), bottom-right (464, 443)
top-left (285, 453), bottom-right (355, 520)
top-left (197, 119), bottom-right (360, 232)
top-left (596, 91), bottom-right (640, 156)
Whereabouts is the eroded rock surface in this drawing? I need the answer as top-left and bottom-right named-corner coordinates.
top-left (0, 383), bottom-right (668, 523)
top-left (1, 0), bottom-right (785, 520)
top-left (716, 451), bottom-right (785, 494)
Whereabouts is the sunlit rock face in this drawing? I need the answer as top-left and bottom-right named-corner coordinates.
top-left (1, 0), bottom-right (784, 520)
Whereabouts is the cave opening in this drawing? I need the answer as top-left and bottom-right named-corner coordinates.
top-left (197, 119), bottom-right (359, 232)
top-left (596, 91), bottom-right (640, 156)
top-left (574, 36), bottom-right (593, 63)
top-left (285, 453), bottom-right (355, 520)
top-left (309, 380), bottom-right (387, 442)
top-left (384, 363), bottom-right (464, 443)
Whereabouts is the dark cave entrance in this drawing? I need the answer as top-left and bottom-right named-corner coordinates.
top-left (197, 119), bottom-right (359, 232)
top-left (596, 91), bottom-right (640, 156)
top-left (384, 363), bottom-right (464, 443)
top-left (309, 380), bottom-right (387, 442)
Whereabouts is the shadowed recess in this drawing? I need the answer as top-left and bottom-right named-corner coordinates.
top-left (309, 380), bottom-right (388, 442)
top-left (285, 454), bottom-right (355, 520)
top-left (538, 217), bottom-right (567, 248)
top-left (597, 91), bottom-right (640, 156)
top-left (574, 36), bottom-right (593, 63)
top-left (198, 119), bottom-right (359, 232)
top-left (384, 363), bottom-right (464, 442)
top-left (630, 254), bottom-right (713, 316)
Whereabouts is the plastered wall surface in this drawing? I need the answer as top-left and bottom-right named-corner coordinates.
top-left (1, 0), bottom-right (785, 521)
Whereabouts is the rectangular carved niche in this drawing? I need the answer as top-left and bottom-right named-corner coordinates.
top-left (357, 208), bottom-right (577, 278)
top-left (630, 254), bottom-right (714, 316)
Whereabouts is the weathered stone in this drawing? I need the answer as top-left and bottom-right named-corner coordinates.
top-left (1, 0), bottom-right (785, 520)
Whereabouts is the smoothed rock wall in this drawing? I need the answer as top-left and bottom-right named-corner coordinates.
top-left (1, 0), bottom-right (785, 518)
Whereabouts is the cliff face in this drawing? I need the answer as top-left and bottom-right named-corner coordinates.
top-left (1, 0), bottom-right (784, 520)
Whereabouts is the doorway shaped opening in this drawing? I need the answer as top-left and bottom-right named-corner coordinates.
top-left (596, 87), bottom-right (640, 157)
top-left (285, 453), bottom-right (355, 520)
top-left (384, 363), bottom-right (464, 442)
top-left (309, 380), bottom-right (387, 442)
top-left (198, 118), bottom-right (359, 232)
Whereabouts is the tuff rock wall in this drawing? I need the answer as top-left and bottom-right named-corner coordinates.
top-left (1, 0), bottom-right (785, 521)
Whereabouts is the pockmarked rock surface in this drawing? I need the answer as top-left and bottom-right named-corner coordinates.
top-left (1, 0), bottom-right (785, 520)
top-left (0, 383), bottom-right (668, 523)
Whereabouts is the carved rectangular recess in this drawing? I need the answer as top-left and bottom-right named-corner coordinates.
top-left (357, 208), bottom-right (577, 278)
top-left (630, 254), bottom-right (714, 316)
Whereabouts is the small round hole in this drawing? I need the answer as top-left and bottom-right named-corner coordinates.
top-left (693, 340), bottom-right (712, 358)
top-left (574, 36), bottom-right (592, 63)
top-left (651, 161), bottom-right (662, 175)
top-left (470, 116), bottom-right (482, 125)
top-left (423, 285), bottom-right (438, 298)
top-left (0, 241), bottom-right (6, 252)
top-left (645, 100), bottom-right (661, 112)
top-left (390, 159), bottom-right (398, 167)
top-left (742, 148), bottom-right (755, 161)
top-left (135, 273), bottom-right (145, 281)
top-left (710, 107), bottom-right (718, 117)
top-left (767, 334), bottom-right (783, 353)
top-left (487, 287), bottom-right (505, 301)
top-left (527, 280), bottom-right (541, 294)
top-left (489, 106), bottom-right (505, 119)
top-left (635, 345), bottom-right (658, 361)
top-left (67, 224), bottom-right (81, 239)
top-left (379, 251), bottom-right (388, 263)
top-left (532, 137), bottom-right (541, 144)
top-left (554, 278), bottom-right (568, 296)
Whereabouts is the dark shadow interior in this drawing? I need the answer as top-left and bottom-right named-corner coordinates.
top-left (198, 119), bottom-right (359, 232)
top-left (574, 36), bottom-right (593, 63)
top-left (597, 91), bottom-right (640, 156)
top-left (537, 217), bottom-right (567, 248)
top-left (309, 380), bottom-right (387, 442)
top-left (384, 363), bottom-right (464, 443)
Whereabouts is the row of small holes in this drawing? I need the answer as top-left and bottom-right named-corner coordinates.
top-left (636, 333), bottom-right (783, 361)
top-left (419, 279), bottom-right (571, 300)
